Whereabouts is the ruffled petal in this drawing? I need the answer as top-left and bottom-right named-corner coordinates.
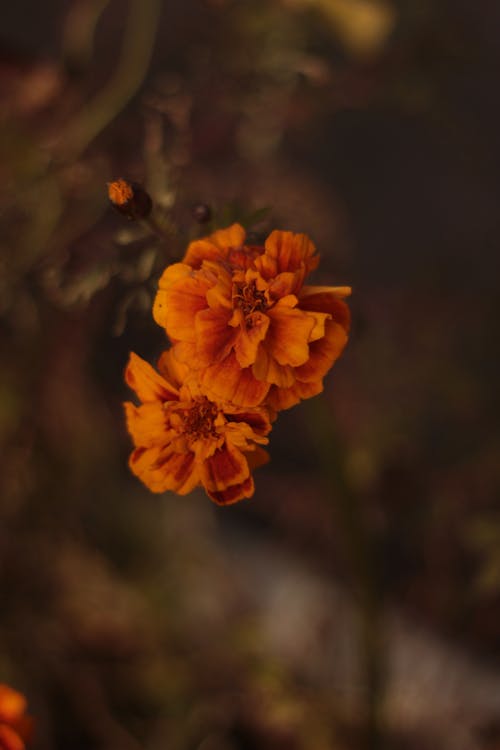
top-left (234, 312), bottom-right (270, 368)
top-left (265, 303), bottom-right (315, 367)
top-left (252, 345), bottom-right (296, 388)
top-left (201, 442), bottom-right (254, 505)
top-left (157, 348), bottom-right (189, 389)
top-left (299, 285), bottom-right (352, 317)
top-left (124, 402), bottom-right (172, 448)
top-left (183, 223), bottom-right (246, 268)
top-left (225, 406), bottom-right (274, 436)
top-left (129, 445), bottom-right (199, 495)
top-left (201, 353), bottom-right (270, 407)
top-left (266, 379), bottom-right (323, 411)
top-left (263, 230), bottom-right (319, 278)
top-left (295, 318), bottom-right (349, 382)
top-left (125, 352), bottom-right (179, 402)
top-left (154, 269), bottom-right (213, 341)
top-left (195, 308), bottom-right (237, 366)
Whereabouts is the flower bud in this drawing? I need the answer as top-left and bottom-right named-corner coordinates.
top-left (107, 179), bottom-right (153, 220)
top-left (192, 203), bottom-right (212, 224)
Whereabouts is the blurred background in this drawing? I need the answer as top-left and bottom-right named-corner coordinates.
top-left (1, 1), bottom-right (499, 748)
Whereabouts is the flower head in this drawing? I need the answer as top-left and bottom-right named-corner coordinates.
top-left (0, 685), bottom-right (33, 750)
top-left (124, 350), bottom-right (272, 505)
top-left (153, 224), bottom-right (350, 409)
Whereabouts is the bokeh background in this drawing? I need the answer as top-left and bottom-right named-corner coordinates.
top-left (1, 1), bottom-right (500, 748)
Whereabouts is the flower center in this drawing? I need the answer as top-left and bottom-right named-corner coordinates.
top-left (233, 280), bottom-right (268, 318)
top-left (182, 398), bottom-right (219, 440)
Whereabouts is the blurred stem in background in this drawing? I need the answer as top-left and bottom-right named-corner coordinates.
top-left (62, 0), bottom-right (112, 74)
top-left (60, 0), bottom-right (162, 159)
top-left (307, 396), bottom-right (385, 750)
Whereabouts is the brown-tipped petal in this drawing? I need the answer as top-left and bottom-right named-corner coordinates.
top-left (201, 442), bottom-right (253, 504)
top-left (125, 352), bottom-right (179, 403)
top-left (130, 445), bottom-right (199, 495)
top-left (195, 308), bottom-right (237, 367)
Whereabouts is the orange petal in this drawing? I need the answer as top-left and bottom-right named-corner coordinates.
top-left (201, 353), bottom-right (270, 407)
top-left (252, 345), bottom-right (296, 388)
top-left (263, 230), bottom-right (318, 276)
top-left (125, 352), bottom-right (179, 403)
top-left (295, 318), bottom-right (349, 382)
top-left (130, 445), bottom-right (199, 495)
top-left (154, 272), bottom-right (212, 341)
top-left (157, 348), bottom-right (189, 389)
top-left (124, 402), bottom-right (172, 448)
top-left (266, 379), bottom-right (323, 411)
top-left (195, 308), bottom-right (237, 366)
top-left (0, 724), bottom-right (24, 750)
top-left (234, 312), bottom-right (270, 368)
top-left (0, 687), bottom-right (26, 725)
top-left (267, 271), bottom-right (298, 300)
top-left (183, 223), bottom-right (246, 268)
top-left (201, 442), bottom-right (254, 504)
top-left (224, 406), bottom-right (273, 436)
top-left (299, 285), bottom-right (352, 321)
top-left (244, 445), bottom-right (270, 470)
top-left (265, 303), bottom-right (315, 367)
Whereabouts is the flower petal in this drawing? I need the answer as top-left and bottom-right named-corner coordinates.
top-left (124, 402), bottom-right (171, 448)
top-left (195, 308), bottom-right (237, 366)
top-left (261, 230), bottom-right (319, 281)
top-left (154, 265), bottom-right (213, 340)
top-left (266, 379), bottom-right (323, 411)
top-left (252, 345), bottom-right (296, 387)
top-left (0, 724), bottom-right (25, 750)
top-left (183, 223), bottom-right (246, 268)
top-left (201, 353), bottom-right (270, 407)
top-left (265, 303), bottom-right (315, 367)
top-left (157, 348), bottom-right (189, 389)
top-left (130, 445), bottom-right (199, 495)
top-left (0, 687), bottom-right (26, 724)
top-left (234, 312), bottom-right (270, 368)
top-left (201, 442), bottom-right (254, 505)
top-left (295, 318), bottom-right (349, 382)
top-left (125, 352), bottom-right (179, 402)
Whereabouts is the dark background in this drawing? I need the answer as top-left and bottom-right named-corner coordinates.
top-left (1, 1), bottom-right (499, 748)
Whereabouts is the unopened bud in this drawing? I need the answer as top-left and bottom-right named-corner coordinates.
top-left (108, 179), bottom-right (153, 220)
top-left (192, 203), bottom-right (212, 224)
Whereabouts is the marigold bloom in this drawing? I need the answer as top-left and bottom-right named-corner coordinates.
top-left (0, 685), bottom-right (33, 750)
top-left (153, 224), bottom-right (350, 409)
top-left (124, 350), bottom-right (272, 504)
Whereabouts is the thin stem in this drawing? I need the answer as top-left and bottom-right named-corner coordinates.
top-left (61, 0), bottom-right (162, 159)
top-left (306, 396), bottom-right (385, 749)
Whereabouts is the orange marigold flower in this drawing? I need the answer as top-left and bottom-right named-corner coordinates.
top-left (124, 350), bottom-right (272, 504)
top-left (0, 685), bottom-right (33, 750)
top-left (153, 224), bottom-right (351, 409)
